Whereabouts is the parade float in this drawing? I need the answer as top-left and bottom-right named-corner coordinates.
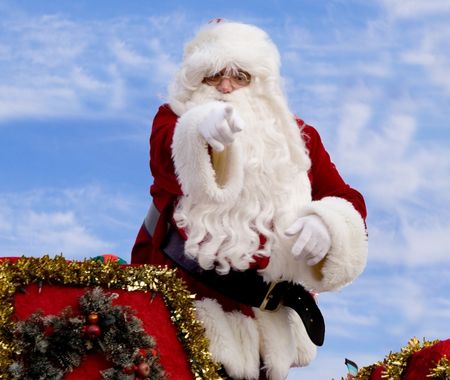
top-left (1, 255), bottom-right (448, 379)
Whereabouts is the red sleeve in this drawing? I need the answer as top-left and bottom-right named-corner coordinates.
top-left (149, 104), bottom-right (183, 211)
top-left (131, 105), bottom-right (182, 265)
top-left (302, 123), bottom-right (367, 221)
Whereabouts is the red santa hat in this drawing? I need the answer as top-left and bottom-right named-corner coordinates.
top-left (168, 20), bottom-right (283, 115)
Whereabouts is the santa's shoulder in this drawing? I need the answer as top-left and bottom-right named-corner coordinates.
top-left (294, 117), bottom-right (322, 149)
top-left (155, 103), bottom-right (178, 120)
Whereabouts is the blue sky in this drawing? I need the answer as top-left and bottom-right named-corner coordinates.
top-left (1, 0), bottom-right (449, 378)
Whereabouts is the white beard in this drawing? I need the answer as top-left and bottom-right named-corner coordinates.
top-left (174, 84), bottom-right (312, 274)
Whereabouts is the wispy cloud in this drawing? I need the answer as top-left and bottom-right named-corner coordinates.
top-left (0, 8), bottom-right (184, 123)
top-left (333, 97), bottom-right (450, 265)
top-left (0, 84), bottom-right (81, 120)
top-left (111, 40), bottom-right (150, 67)
top-left (4, 14), bottom-right (88, 66)
top-left (0, 185), bottom-right (146, 261)
top-left (16, 210), bottom-right (109, 257)
top-left (399, 24), bottom-right (450, 94)
top-left (279, 1), bottom-right (450, 270)
top-left (380, 0), bottom-right (450, 20)
top-left (315, 268), bottom-right (450, 354)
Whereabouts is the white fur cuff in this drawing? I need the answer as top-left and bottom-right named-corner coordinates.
top-left (299, 196), bottom-right (368, 292)
top-left (171, 104), bottom-right (244, 204)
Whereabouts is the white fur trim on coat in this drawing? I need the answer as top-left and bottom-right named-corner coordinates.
top-left (195, 299), bottom-right (260, 379)
top-left (195, 299), bottom-right (317, 380)
top-left (294, 196), bottom-right (368, 292)
top-left (171, 102), bottom-right (244, 204)
top-left (254, 307), bottom-right (317, 380)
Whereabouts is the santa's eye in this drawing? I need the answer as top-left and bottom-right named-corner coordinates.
top-left (234, 70), bottom-right (251, 84)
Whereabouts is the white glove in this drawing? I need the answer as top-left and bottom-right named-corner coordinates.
top-left (197, 101), bottom-right (245, 151)
top-left (285, 215), bottom-right (331, 266)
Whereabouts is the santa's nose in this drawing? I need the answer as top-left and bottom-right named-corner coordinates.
top-left (216, 77), bottom-right (234, 93)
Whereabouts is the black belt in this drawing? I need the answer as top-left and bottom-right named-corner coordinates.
top-left (160, 226), bottom-right (325, 346)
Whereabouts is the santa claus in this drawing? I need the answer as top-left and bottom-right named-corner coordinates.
top-left (132, 20), bottom-right (368, 380)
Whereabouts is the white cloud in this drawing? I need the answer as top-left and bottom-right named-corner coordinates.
top-left (368, 212), bottom-right (450, 266)
top-left (382, 114), bottom-right (416, 149)
top-left (105, 63), bottom-right (126, 111)
top-left (0, 185), bottom-right (146, 262)
top-left (71, 67), bottom-right (107, 91)
top-left (337, 102), bottom-right (373, 150)
top-left (302, 83), bottom-right (339, 101)
top-left (282, 23), bottom-right (313, 50)
top-left (15, 210), bottom-right (109, 257)
top-left (111, 40), bottom-right (149, 66)
top-left (399, 24), bottom-right (450, 94)
top-left (337, 274), bottom-right (444, 342)
top-left (401, 51), bottom-right (435, 66)
top-left (0, 206), bottom-right (110, 259)
top-left (381, 0), bottom-right (450, 19)
top-left (357, 60), bottom-right (392, 78)
top-left (324, 306), bottom-right (378, 338)
top-left (314, 65), bottom-right (449, 266)
top-left (402, 221), bottom-right (450, 265)
top-left (6, 14), bottom-right (88, 67)
top-left (388, 279), bottom-right (426, 323)
top-left (0, 84), bottom-right (81, 120)
top-left (0, 9), bottom-right (184, 122)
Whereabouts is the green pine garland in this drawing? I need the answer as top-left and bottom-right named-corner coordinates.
top-left (8, 287), bottom-right (166, 380)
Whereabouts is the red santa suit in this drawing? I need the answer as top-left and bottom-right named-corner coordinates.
top-left (132, 21), bottom-right (368, 380)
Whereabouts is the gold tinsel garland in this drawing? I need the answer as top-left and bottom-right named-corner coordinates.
top-left (428, 356), bottom-right (450, 379)
top-left (0, 256), bottom-right (222, 380)
top-left (353, 337), bottom-right (450, 380)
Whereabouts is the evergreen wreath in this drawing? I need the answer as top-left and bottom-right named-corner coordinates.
top-left (8, 287), bottom-right (167, 380)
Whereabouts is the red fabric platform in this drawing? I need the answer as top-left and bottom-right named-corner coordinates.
top-left (8, 264), bottom-right (197, 380)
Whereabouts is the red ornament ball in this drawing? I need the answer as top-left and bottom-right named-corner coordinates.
top-left (86, 324), bottom-right (101, 339)
top-left (121, 366), bottom-right (135, 375)
top-left (136, 362), bottom-right (151, 377)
